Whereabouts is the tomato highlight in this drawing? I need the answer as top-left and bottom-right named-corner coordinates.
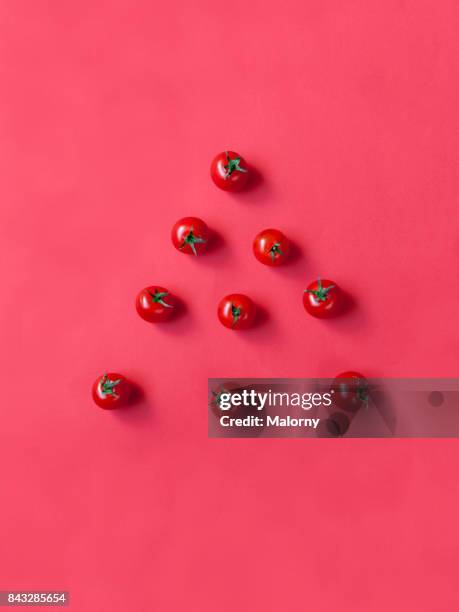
top-left (171, 217), bottom-right (209, 256)
top-left (253, 229), bottom-right (290, 266)
top-left (211, 151), bottom-right (249, 191)
top-left (92, 373), bottom-right (131, 409)
top-left (303, 278), bottom-right (340, 318)
top-left (136, 286), bottom-right (175, 322)
top-left (217, 294), bottom-right (256, 330)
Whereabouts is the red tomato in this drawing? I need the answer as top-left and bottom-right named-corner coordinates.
top-left (210, 151), bottom-right (249, 191)
top-left (303, 278), bottom-right (340, 318)
top-left (253, 228), bottom-right (290, 266)
top-left (92, 373), bottom-right (130, 409)
top-left (332, 371), bottom-right (369, 412)
top-left (210, 381), bottom-right (247, 418)
top-left (217, 294), bottom-right (256, 330)
top-left (136, 286), bottom-right (175, 322)
top-left (171, 217), bottom-right (209, 255)
top-left (322, 412), bottom-right (351, 436)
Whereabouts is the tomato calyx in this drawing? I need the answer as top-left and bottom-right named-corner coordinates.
top-left (179, 227), bottom-right (206, 256)
top-left (336, 376), bottom-right (370, 409)
top-left (211, 388), bottom-right (230, 409)
top-left (147, 289), bottom-right (172, 308)
top-left (355, 381), bottom-right (369, 407)
top-left (268, 242), bottom-right (283, 262)
top-left (231, 304), bottom-right (242, 328)
top-left (100, 374), bottom-right (122, 398)
top-left (224, 151), bottom-right (247, 179)
top-left (304, 278), bottom-right (335, 302)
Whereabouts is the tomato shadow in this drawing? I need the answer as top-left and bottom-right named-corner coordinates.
top-left (129, 381), bottom-right (145, 406)
top-left (252, 302), bottom-right (270, 329)
top-left (178, 228), bottom-right (227, 265)
top-left (323, 288), bottom-right (371, 335)
top-left (153, 296), bottom-right (194, 336)
top-left (170, 295), bottom-right (188, 322)
top-left (195, 227), bottom-right (235, 268)
top-left (113, 382), bottom-right (152, 426)
top-left (317, 382), bottom-right (397, 437)
top-left (337, 289), bottom-right (356, 317)
top-left (428, 391), bottom-right (444, 407)
top-left (227, 165), bottom-right (268, 203)
top-left (316, 412), bottom-right (351, 437)
top-left (219, 303), bottom-right (271, 335)
top-left (313, 288), bottom-right (358, 323)
top-left (205, 228), bottom-right (226, 256)
top-left (286, 240), bottom-right (303, 266)
top-left (245, 165), bottom-right (264, 192)
top-left (237, 302), bottom-right (283, 346)
top-left (271, 239), bottom-right (304, 275)
top-left (194, 228), bottom-right (231, 269)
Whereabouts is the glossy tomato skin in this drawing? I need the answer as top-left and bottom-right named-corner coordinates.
top-left (303, 278), bottom-right (340, 318)
top-left (253, 228), bottom-right (290, 266)
top-left (217, 294), bottom-right (256, 330)
top-left (171, 217), bottom-right (209, 255)
top-left (332, 371), bottom-right (368, 413)
top-left (210, 151), bottom-right (249, 192)
top-left (136, 286), bottom-right (175, 322)
top-left (92, 373), bottom-right (130, 409)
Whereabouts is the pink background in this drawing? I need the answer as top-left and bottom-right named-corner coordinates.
top-left (0, 1), bottom-right (458, 610)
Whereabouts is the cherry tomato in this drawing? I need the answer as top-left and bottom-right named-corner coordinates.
top-left (303, 278), bottom-right (340, 318)
top-left (217, 294), bottom-right (256, 330)
top-left (171, 217), bottom-right (209, 256)
top-left (332, 371), bottom-right (369, 413)
top-left (92, 373), bottom-right (130, 409)
top-left (210, 381), bottom-right (247, 418)
top-left (253, 228), bottom-right (290, 266)
top-left (210, 151), bottom-right (249, 191)
top-left (136, 286), bottom-right (175, 322)
top-left (326, 412), bottom-right (350, 436)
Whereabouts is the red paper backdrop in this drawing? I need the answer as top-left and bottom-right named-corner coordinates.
top-left (0, 1), bottom-right (458, 610)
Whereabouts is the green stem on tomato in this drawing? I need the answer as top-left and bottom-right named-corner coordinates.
top-left (147, 289), bottom-right (172, 308)
top-left (101, 374), bottom-right (121, 398)
top-left (304, 277), bottom-right (335, 302)
top-left (231, 304), bottom-right (242, 328)
top-left (179, 227), bottom-right (206, 256)
top-left (268, 242), bottom-right (283, 262)
top-left (211, 388), bottom-right (230, 409)
top-left (224, 151), bottom-right (247, 179)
